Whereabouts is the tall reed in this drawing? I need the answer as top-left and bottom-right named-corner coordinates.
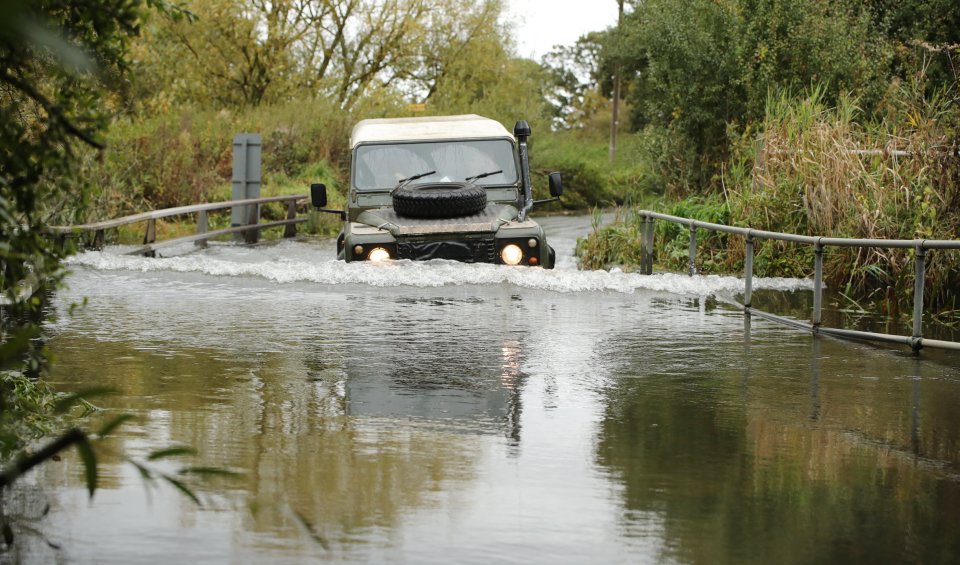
top-left (579, 82), bottom-right (960, 315)
top-left (730, 84), bottom-right (959, 309)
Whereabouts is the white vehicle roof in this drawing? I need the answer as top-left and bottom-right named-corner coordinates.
top-left (351, 114), bottom-right (514, 148)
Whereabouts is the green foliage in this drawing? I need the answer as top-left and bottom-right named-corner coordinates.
top-left (1, 0), bottom-right (166, 440)
top-left (580, 81), bottom-right (960, 316)
top-left (731, 83), bottom-right (960, 307)
top-left (0, 375), bottom-right (65, 456)
top-left (427, 56), bottom-right (550, 127)
top-left (625, 0), bottom-right (745, 192)
top-left (540, 33), bottom-right (606, 128)
top-left (736, 0), bottom-right (892, 122)
top-left (580, 0), bottom-right (948, 196)
top-left (82, 98), bottom-right (356, 217)
top-left (533, 130), bottom-right (653, 209)
top-left (576, 195), bottom-right (731, 272)
top-left (575, 208), bottom-right (646, 271)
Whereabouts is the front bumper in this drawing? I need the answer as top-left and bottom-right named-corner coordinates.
top-left (342, 205), bottom-right (554, 267)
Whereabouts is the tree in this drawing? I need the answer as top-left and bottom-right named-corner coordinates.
top-left (132, 0), bottom-right (518, 111)
top-left (541, 33), bottom-right (607, 129)
top-left (587, 0), bottom-right (898, 193)
top-left (624, 0), bottom-right (746, 191)
top-left (405, 0), bottom-right (548, 124)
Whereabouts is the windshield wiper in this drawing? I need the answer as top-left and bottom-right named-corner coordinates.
top-left (465, 169), bottom-right (503, 182)
top-left (397, 170), bottom-right (436, 185)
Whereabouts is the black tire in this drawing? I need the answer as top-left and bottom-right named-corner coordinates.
top-left (392, 182), bottom-right (487, 219)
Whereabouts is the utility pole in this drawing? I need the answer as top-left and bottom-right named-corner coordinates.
top-left (609, 0), bottom-right (625, 163)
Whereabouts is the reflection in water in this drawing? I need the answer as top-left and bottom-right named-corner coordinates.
top-left (810, 337), bottom-right (821, 421)
top-left (595, 319), bottom-right (960, 564)
top-left (25, 223), bottom-right (960, 564)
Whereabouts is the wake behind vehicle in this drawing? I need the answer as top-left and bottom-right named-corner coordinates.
top-left (311, 114), bottom-right (562, 268)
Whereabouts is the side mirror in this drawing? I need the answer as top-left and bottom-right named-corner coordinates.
top-left (310, 183), bottom-right (327, 208)
top-left (548, 172), bottom-right (563, 197)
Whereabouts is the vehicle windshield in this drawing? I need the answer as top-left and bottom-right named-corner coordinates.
top-left (353, 139), bottom-right (518, 190)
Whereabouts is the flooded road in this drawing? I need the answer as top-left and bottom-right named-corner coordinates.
top-left (24, 215), bottom-right (960, 563)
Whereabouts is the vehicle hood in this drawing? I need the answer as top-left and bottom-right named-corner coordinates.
top-left (355, 204), bottom-right (520, 237)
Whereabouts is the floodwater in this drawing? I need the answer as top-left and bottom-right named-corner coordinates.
top-left (15, 215), bottom-right (960, 563)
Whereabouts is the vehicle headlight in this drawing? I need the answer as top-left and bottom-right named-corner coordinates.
top-left (367, 247), bottom-right (392, 262)
top-left (500, 244), bottom-right (524, 266)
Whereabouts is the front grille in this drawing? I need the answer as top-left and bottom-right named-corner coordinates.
top-left (397, 238), bottom-right (497, 263)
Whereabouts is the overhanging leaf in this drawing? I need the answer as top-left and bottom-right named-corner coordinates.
top-left (129, 460), bottom-right (153, 481)
top-left (147, 446), bottom-right (196, 461)
top-left (96, 413), bottom-right (136, 437)
top-left (74, 436), bottom-right (97, 498)
top-left (162, 476), bottom-right (201, 506)
top-left (178, 466), bottom-right (240, 478)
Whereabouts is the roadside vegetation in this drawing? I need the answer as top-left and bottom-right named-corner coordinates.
top-left (572, 0), bottom-right (960, 319)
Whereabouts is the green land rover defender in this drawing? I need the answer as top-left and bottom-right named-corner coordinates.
top-left (311, 114), bottom-right (563, 268)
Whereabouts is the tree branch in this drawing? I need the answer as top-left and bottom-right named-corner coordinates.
top-left (0, 69), bottom-right (105, 151)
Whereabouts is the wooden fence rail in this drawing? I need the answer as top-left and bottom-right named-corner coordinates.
top-left (47, 194), bottom-right (308, 256)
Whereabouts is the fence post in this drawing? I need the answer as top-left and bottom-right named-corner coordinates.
top-left (142, 218), bottom-right (157, 257)
top-left (244, 200), bottom-right (259, 244)
top-left (813, 242), bottom-right (824, 328)
top-left (283, 199), bottom-right (298, 238)
top-left (196, 210), bottom-right (208, 248)
top-left (688, 221), bottom-right (697, 276)
top-left (744, 233), bottom-right (754, 308)
top-left (912, 245), bottom-right (926, 351)
top-left (143, 218), bottom-right (156, 244)
top-left (231, 133), bottom-right (261, 242)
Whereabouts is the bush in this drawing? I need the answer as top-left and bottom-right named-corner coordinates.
top-left (576, 195), bottom-right (730, 272)
top-left (534, 130), bottom-right (652, 208)
top-left (83, 98), bottom-right (358, 218)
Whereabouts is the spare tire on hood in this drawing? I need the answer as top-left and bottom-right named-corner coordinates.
top-left (392, 182), bottom-right (487, 219)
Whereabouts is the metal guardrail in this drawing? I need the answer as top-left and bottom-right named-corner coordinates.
top-left (47, 195), bottom-right (309, 256)
top-left (634, 210), bottom-right (960, 353)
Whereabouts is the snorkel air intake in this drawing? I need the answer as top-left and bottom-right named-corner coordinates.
top-left (514, 120), bottom-right (533, 221)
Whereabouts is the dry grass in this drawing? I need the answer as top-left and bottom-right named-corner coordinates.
top-left (727, 84), bottom-right (960, 309)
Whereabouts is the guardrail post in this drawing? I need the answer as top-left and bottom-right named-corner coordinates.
top-left (231, 133), bottom-right (261, 242)
top-left (813, 242), bottom-right (824, 328)
top-left (143, 219), bottom-right (156, 245)
top-left (92, 229), bottom-right (104, 250)
top-left (688, 221), bottom-right (697, 276)
top-left (637, 216), bottom-right (644, 273)
top-left (244, 201), bottom-right (259, 244)
top-left (744, 233), bottom-right (754, 309)
top-left (284, 199), bottom-right (298, 238)
top-left (196, 210), bottom-right (208, 248)
top-left (912, 245), bottom-right (926, 351)
top-left (142, 218), bottom-right (157, 257)
top-left (642, 216), bottom-right (654, 275)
